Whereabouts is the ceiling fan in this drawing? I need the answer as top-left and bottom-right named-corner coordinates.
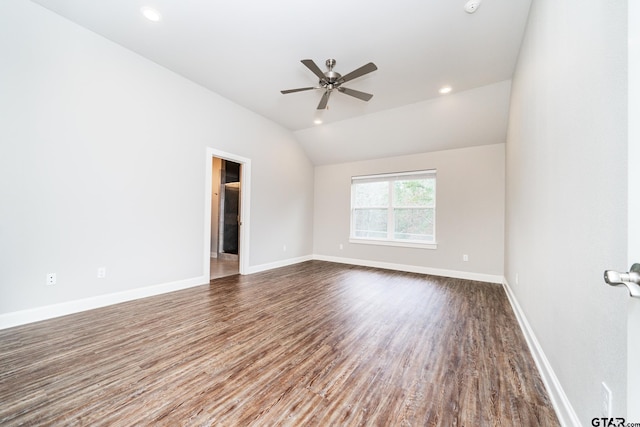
top-left (281, 59), bottom-right (378, 110)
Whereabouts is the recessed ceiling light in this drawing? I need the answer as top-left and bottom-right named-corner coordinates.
top-left (464, 0), bottom-right (482, 13)
top-left (141, 7), bottom-right (162, 22)
top-left (439, 86), bottom-right (452, 94)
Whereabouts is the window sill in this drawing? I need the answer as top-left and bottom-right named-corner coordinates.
top-left (349, 238), bottom-right (438, 250)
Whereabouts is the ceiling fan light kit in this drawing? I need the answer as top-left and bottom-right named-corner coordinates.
top-left (281, 58), bottom-right (377, 110)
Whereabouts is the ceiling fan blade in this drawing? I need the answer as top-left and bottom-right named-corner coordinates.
top-left (301, 59), bottom-right (327, 82)
top-left (339, 62), bottom-right (378, 83)
top-left (337, 87), bottom-right (373, 102)
top-left (281, 87), bottom-right (316, 94)
top-left (317, 90), bottom-right (331, 110)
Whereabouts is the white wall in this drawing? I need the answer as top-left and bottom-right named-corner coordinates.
top-left (314, 144), bottom-right (505, 281)
top-left (505, 0), bottom-right (627, 423)
top-left (0, 0), bottom-right (314, 322)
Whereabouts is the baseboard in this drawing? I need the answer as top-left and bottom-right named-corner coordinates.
top-left (0, 275), bottom-right (208, 330)
top-left (245, 255), bottom-right (314, 274)
top-left (312, 254), bottom-right (503, 284)
top-left (501, 279), bottom-right (580, 427)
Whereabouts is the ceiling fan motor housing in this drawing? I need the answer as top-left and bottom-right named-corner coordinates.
top-left (324, 59), bottom-right (341, 89)
top-left (323, 72), bottom-right (342, 89)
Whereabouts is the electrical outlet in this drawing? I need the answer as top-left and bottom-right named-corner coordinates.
top-left (601, 382), bottom-right (612, 418)
top-left (515, 273), bottom-right (519, 285)
top-left (97, 267), bottom-right (106, 279)
top-left (46, 273), bottom-right (56, 286)
top-left (463, 254), bottom-right (469, 262)
top-left (339, 243), bottom-right (343, 250)
top-left (283, 245), bottom-right (287, 252)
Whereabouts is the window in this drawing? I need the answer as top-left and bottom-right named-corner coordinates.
top-left (350, 170), bottom-right (436, 248)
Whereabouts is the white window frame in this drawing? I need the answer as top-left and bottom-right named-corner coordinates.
top-left (349, 169), bottom-right (437, 250)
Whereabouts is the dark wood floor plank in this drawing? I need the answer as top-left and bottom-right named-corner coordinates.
top-left (0, 261), bottom-right (559, 426)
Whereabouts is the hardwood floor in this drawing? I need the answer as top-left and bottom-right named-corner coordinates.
top-left (0, 261), bottom-right (559, 426)
top-left (210, 257), bottom-right (239, 280)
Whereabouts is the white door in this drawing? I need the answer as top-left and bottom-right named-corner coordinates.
top-left (627, 0), bottom-right (639, 419)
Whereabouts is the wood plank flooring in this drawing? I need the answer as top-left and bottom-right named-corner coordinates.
top-left (210, 257), bottom-right (239, 280)
top-left (0, 261), bottom-right (559, 426)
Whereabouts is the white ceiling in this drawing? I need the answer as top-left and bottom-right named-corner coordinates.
top-left (30, 0), bottom-right (531, 164)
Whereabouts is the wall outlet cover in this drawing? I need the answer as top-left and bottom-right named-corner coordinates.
top-left (46, 273), bottom-right (56, 286)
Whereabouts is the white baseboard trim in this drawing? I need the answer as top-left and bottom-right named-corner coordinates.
top-left (1, 254), bottom-right (317, 330)
top-left (0, 275), bottom-right (208, 330)
top-left (312, 254), bottom-right (503, 284)
top-left (246, 255), bottom-right (314, 275)
top-left (501, 279), bottom-right (580, 427)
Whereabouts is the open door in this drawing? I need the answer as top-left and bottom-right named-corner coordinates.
top-left (599, 4), bottom-right (637, 418)
top-left (627, 0), bottom-right (639, 418)
top-left (605, 5), bottom-right (638, 417)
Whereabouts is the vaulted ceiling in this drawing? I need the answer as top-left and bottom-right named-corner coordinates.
top-left (30, 0), bottom-right (532, 164)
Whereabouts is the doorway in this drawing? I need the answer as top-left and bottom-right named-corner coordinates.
top-left (211, 158), bottom-right (241, 279)
top-left (205, 148), bottom-right (251, 281)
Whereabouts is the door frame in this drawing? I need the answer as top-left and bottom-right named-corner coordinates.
top-left (204, 148), bottom-right (251, 276)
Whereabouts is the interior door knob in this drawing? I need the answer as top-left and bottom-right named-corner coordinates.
top-left (604, 263), bottom-right (640, 297)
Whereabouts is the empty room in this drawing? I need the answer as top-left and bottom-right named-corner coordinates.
top-left (0, 0), bottom-right (636, 426)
